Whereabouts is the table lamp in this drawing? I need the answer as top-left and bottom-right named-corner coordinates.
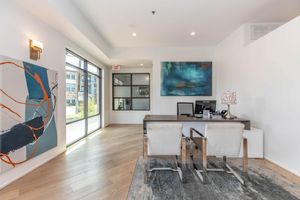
top-left (221, 91), bottom-right (237, 119)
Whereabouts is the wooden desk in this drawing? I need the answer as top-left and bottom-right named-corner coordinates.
top-left (143, 115), bottom-right (251, 134)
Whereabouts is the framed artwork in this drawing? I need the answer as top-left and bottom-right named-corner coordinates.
top-left (0, 55), bottom-right (58, 173)
top-left (161, 62), bottom-right (212, 96)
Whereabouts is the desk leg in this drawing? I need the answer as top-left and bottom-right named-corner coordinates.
top-left (143, 135), bottom-right (148, 183)
top-left (143, 120), bottom-right (146, 134)
top-left (143, 135), bottom-right (148, 161)
top-left (243, 138), bottom-right (248, 174)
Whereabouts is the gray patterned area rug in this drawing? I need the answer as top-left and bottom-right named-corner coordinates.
top-left (127, 157), bottom-right (300, 200)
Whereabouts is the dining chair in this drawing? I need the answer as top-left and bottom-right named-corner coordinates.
top-left (144, 123), bottom-right (187, 183)
top-left (189, 122), bottom-right (248, 184)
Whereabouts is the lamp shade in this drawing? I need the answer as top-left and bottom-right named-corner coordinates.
top-left (221, 91), bottom-right (237, 105)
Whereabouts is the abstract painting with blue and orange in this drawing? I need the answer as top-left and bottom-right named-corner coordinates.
top-left (0, 55), bottom-right (58, 173)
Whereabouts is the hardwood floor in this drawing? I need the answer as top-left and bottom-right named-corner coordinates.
top-left (0, 124), bottom-right (143, 200)
top-left (1, 124), bottom-right (299, 200)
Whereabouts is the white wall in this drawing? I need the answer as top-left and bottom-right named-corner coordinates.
top-left (110, 46), bottom-right (216, 123)
top-left (110, 67), bottom-right (153, 124)
top-left (215, 16), bottom-right (300, 176)
top-left (0, 1), bottom-right (109, 188)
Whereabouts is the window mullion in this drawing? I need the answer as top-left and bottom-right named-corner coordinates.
top-left (84, 60), bottom-right (88, 136)
top-left (130, 73), bottom-right (133, 110)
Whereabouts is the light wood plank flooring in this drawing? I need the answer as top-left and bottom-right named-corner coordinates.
top-left (1, 124), bottom-right (299, 200)
top-left (0, 124), bottom-right (143, 200)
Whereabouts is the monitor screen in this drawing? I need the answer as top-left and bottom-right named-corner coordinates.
top-left (177, 103), bottom-right (194, 116)
top-left (195, 100), bottom-right (216, 114)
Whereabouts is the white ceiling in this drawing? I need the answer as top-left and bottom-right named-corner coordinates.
top-left (72, 0), bottom-right (300, 48)
top-left (111, 59), bottom-right (153, 68)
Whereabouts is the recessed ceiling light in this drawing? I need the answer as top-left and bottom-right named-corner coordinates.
top-left (190, 32), bottom-right (196, 36)
top-left (140, 63), bottom-right (144, 66)
top-left (132, 32), bottom-right (137, 37)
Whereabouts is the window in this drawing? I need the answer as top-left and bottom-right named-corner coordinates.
top-left (66, 67), bottom-right (85, 122)
top-left (66, 50), bottom-right (102, 146)
top-left (113, 73), bottom-right (150, 111)
top-left (87, 63), bottom-right (100, 117)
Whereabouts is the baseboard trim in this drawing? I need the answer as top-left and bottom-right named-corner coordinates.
top-left (108, 123), bottom-right (142, 126)
top-left (264, 158), bottom-right (300, 184)
top-left (0, 147), bottom-right (66, 190)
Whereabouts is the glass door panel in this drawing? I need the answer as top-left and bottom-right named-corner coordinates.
top-left (66, 66), bottom-right (85, 123)
top-left (132, 74), bottom-right (150, 85)
top-left (132, 98), bottom-right (150, 110)
top-left (88, 74), bottom-right (100, 117)
top-left (66, 50), bottom-right (102, 146)
top-left (88, 115), bottom-right (101, 133)
top-left (114, 98), bottom-right (131, 110)
top-left (66, 119), bottom-right (86, 145)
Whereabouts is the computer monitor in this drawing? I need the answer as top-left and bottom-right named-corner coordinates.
top-left (177, 102), bottom-right (194, 116)
top-left (195, 100), bottom-right (216, 114)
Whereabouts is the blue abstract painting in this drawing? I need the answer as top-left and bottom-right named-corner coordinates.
top-left (161, 62), bottom-right (212, 96)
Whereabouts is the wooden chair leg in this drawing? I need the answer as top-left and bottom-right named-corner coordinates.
top-left (223, 156), bottom-right (227, 163)
top-left (202, 138), bottom-right (207, 171)
top-left (143, 136), bottom-right (148, 183)
top-left (243, 138), bottom-right (248, 174)
top-left (181, 137), bottom-right (187, 165)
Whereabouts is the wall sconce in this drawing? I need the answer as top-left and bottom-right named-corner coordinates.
top-left (29, 39), bottom-right (43, 60)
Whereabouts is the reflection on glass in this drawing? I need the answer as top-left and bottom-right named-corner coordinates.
top-left (114, 99), bottom-right (131, 110)
top-left (132, 98), bottom-right (150, 110)
top-left (66, 67), bottom-right (85, 123)
top-left (114, 74), bottom-right (131, 85)
top-left (88, 115), bottom-right (101, 133)
top-left (88, 63), bottom-right (99, 75)
top-left (88, 74), bottom-right (100, 116)
top-left (66, 52), bottom-right (84, 69)
top-left (132, 86), bottom-right (150, 97)
top-left (66, 120), bottom-right (86, 145)
top-left (132, 74), bottom-right (149, 85)
top-left (114, 86), bottom-right (131, 97)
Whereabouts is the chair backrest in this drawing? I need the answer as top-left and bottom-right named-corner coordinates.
top-left (205, 123), bottom-right (244, 157)
top-left (177, 102), bottom-right (194, 116)
top-left (147, 123), bottom-right (182, 156)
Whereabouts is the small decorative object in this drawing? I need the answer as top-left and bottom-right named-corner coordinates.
top-left (161, 62), bottom-right (212, 96)
top-left (203, 110), bottom-right (210, 119)
top-left (221, 90), bottom-right (237, 119)
top-left (29, 39), bottom-right (43, 60)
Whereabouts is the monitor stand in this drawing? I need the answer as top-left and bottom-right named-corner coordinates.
top-left (194, 114), bottom-right (203, 118)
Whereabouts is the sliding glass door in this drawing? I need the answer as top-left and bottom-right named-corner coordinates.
top-left (87, 63), bottom-right (101, 133)
top-left (65, 50), bottom-right (102, 146)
